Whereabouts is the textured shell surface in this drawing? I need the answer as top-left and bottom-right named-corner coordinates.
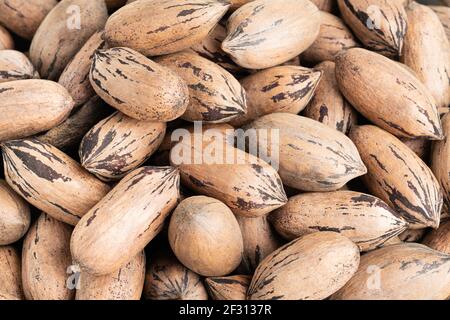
top-left (22, 213), bottom-right (73, 300)
top-left (2, 138), bottom-right (110, 226)
top-left (90, 47), bottom-right (189, 121)
top-left (335, 48), bottom-right (443, 139)
top-left (0, 50), bottom-right (39, 83)
top-left (402, 2), bottom-right (450, 114)
top-left (80, 111), bottom-right (166, 181)
top-left (104, 0), bottom-right (230, 56)
top-left (0, 79), bottom-right (74, 142)
top-left (222, 0), bottom-right (321, 69)
top-left (245, 113), bottom-right (367, 192)
top-left (205, 275), bottom-right (251, 300)
top-left (0, 179), bottom-right (30, 246)
top-left (247, 232), bottom-right (360, 300)
top-left (170, 133), bottom-right (287, 217)
top-left (58, 31), bottom-right (108, 107)
top-left (29, 0), bottom-right (108, 80)
top-left (0, 0), bottom-right (58, 40)
top-left (304, 61), bottom-right (356, 134)
top-left (143, 250), bottom-right (208, 300)
top-left (337, 0), bottom-right (408, 57)
top-left (231, 66), bottom-right (322, 127)
top-left (269, 191), bottom-right (407, 251)
top-left (71, 166), bottom-right (180, 275)
top-left (76, 251), bottom-right (145, 300)
top-left (332, 243), bottom-right (450, 300)
top-left (155, 51), bottom-right (247, 123)
top-left (350, 125), bottom-right (443, 229)
top-left (0, 245), bottom-right (23, 299)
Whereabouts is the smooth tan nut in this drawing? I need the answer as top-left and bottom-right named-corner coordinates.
top-left (155, 51), bottom-right (247, 123)
top-left (402, 2), bottom-right (450, 114)
top-left (169, 196), bottom-right (244, 277)
top-left (269, 191), bottom-right (407, 252)
top-left (80, 111), bottom-right (166, 181)
top-left (76, 251), bottom-right (145, 300)
top-left (58, 31), bottom-right (108, 108)
top-left (0, 0), bottom-right (58, 40)
top-left (336, 48), bottom-right (443, 140)
top-left (71, 166), bottom-right (180, 275)
top-left (431, 113), bottom-right (450, 215)
top-left (222, 0), bottom-right (320, 69)
top-left (143, 250), bottom-right (208, 300)
top-left (0, 79), bottom-right (74, 142)
top-left (245, 113), bottom-right (367, 192)
top-left (0, 245), bottom-right (23, 299)
top-left (22, 213), bottom-right (73, 300)
top-left (0, 179), bottom-right (30, 246)
top-left (2, 138), bottom-right (110, 226)
top-left (0, 24), bottom-right (13, 50)
top-left (170, 133), bottom-right (287, 217)
top-left (302, 11), bottom-right (359, 64)
top-left (0, 50), bottom-right (39, 83)
top-left (337, 0), bottom-right (407, 58)
top-left (332, 243), bottom-right (450, 300)
top-left (304, 61), bottom-right (356, 134)
top-left (350, 125), bottom-right (443, 229)
top-left (105, 0), bottom-right (230, 56)
top-left (230, 66), bottom-right (322, 127)
top-left (236, 215), bottom-right (282, 274)
top-left (430, 6), bottom-right (450, 43)
top-left (247, 232), bottom-right (360, 300)
top-left (90, 47), bottom-right (189, 122)
top-left (205, 275), bottom-right (251, 300)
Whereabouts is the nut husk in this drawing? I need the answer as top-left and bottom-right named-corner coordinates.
top-left (71, 166), bottom-right (179, 275)
top-left (105, 0), bottom-right (229, 56)
top-left (90, 47), bottom-right (189, 122)
top-left (2, 138), bottom-right (110, 226)
top-left (29, 0), bottom-right (108, 80)
top-left (22, 213), bottom-right (74, 300)
top-left (222, 0), bottom-right (320, 69)
top-left (350, 125), bottom-right (443, 229)
top-left (80, 111), bottom-right (166, 181)
top-left (0, 179), bottom-right (30, 245)
top-left (332, 243), bottom-right (450, 300)
top-left (335, 48), bottom-right (443, 140)
top-left (168, 196), bottom-right (244, 277)
top-left (0, 79), bottom-right (74, 142)
top-left (269, 191), bottom-right (407, 251)
top-left (247, 232), bottom-right (360, 300)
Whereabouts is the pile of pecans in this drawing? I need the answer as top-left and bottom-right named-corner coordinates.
top-left (0, 0), bottom-right (450, 300)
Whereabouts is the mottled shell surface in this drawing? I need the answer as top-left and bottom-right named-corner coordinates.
top-left (335, 48), bottom-right (443, 139)
top-left (0, 245), bottom-right (23, 299)
top-left (304, 61), bottom-right (356, 134)
top-left (0, 179), bottom-right (30, 245)
top-left (80, 111), bottom-right (166, 181)
top-left (245, 113), bottom-right (367, 192)
top-left (332, 243), bottom-right (450, 300)
top-left (29, 0), bottom-right (108, 80)
top-left (206, 275), bottom-right (251, 300)
top-left (2, 138), bottom-right (110, 226)
top-left (22, 213), bottom-right (74, 300)
top-left (350, 125), bottom-right (443, 229)
top-left (269, 191), bottom-right (407, 251)
top-left (231, 66), bottom-right (322, 127)
top-left (337, 0), bottom-right (407, 57)
top-left (71, 166), bottom-right (179, 275)
top-left (248, 232), bottom-right (360, 300)
top-left (0, 50), bottom-right (39, 83)
top-left (90, 47), bottom-right (189, 122)
top-left (0, 79), bottom-right (74, 142)
top-left (76, 251), bottom-right (145, 300)
top-left (105, 0), bottom-right (230, 56)
top-left (168, 196), bottom-right (244, 277)
top-left (143, 250), bottom-right (208, 300)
